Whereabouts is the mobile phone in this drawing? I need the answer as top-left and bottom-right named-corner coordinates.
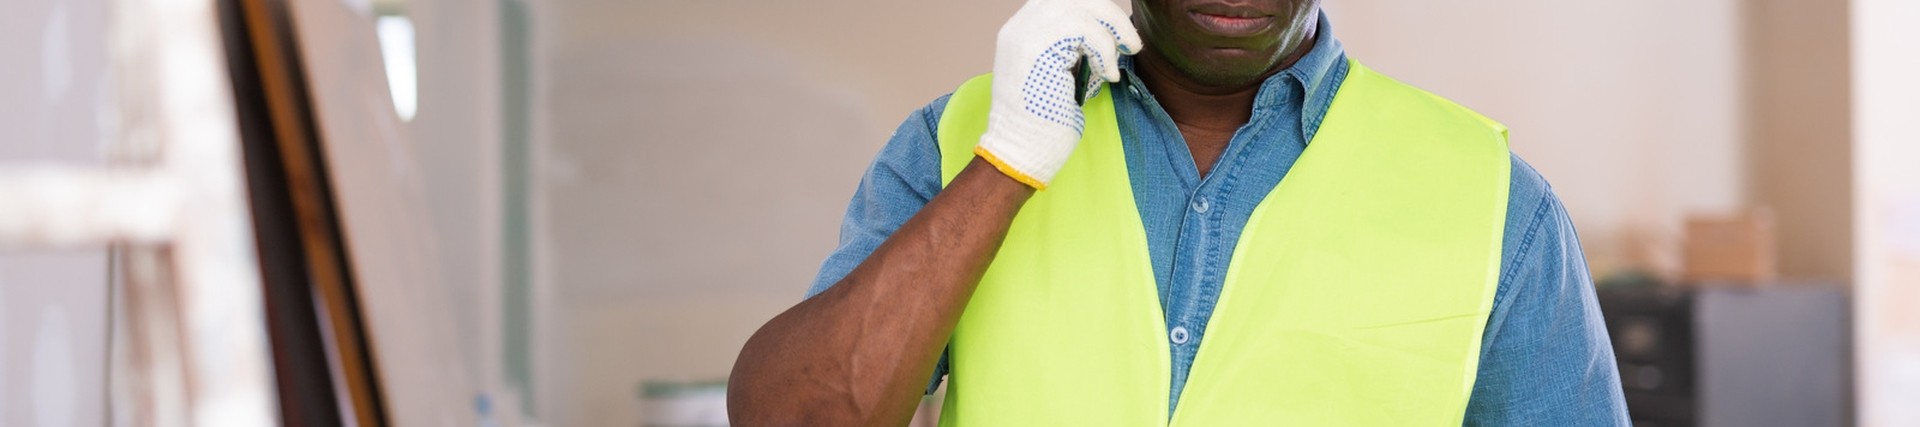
top-left (1073, 57), bottom-right (1092, 105)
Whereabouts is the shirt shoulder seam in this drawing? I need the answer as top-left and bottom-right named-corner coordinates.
top-left (1495, 189), bottom-right (1555, 316)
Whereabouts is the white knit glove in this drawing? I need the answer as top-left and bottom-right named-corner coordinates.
top-left (975, 0), bottom-right (1142, 189)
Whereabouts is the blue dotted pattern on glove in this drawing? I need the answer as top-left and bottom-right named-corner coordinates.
top-left (1020, 37), bottom-right (1098, 132)
top-left (1098, 19), bottom-right (1133, 55)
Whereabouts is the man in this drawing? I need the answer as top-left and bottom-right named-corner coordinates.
top-left (729, 0), bottom-right (1630, 425)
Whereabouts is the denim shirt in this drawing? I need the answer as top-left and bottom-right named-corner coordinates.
top-left (805, 15), bottom-right (1629, 425)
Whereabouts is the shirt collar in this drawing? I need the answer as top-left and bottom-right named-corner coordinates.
top-left (1118, 11), bottom-right (1347, 143)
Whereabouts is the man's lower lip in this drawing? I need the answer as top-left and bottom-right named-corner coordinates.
top-left (1189, 11), bottom-right (1275, 36)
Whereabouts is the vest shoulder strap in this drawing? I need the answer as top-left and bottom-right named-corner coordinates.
top-left (1334, 62), bottom-right (1509, 145)
top-left (936, 74), bottom-right (996, 185)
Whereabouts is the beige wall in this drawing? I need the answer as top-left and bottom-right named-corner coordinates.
top-left (1327, 1), bottom-right (1749, 277)
top-left (1744, 0), bottom-right (1853, 280)
top-left (1330, 0), bottom-right (1855, 281)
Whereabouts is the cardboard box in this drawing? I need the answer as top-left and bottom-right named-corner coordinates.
top-left (1682, 212), bottom-right (1778, 284)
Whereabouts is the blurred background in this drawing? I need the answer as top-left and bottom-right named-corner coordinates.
top-left (2, 0), bottom-right (1918, 426)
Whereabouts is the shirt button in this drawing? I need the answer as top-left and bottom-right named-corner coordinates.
top-left (1170, 326), bottom-right (1191, 345)
top-left (1191, 198), bottom-right (1211, 214)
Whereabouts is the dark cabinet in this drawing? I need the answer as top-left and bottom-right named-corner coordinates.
top-left (1599, 286), bottom-right (1851, 427)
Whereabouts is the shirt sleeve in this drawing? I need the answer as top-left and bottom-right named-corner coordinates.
top-left (804, 94), bottom-right (953, 394)
top-left (1463, 157), bottom-right (1632, 426)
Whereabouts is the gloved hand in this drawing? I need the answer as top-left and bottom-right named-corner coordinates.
top-left (976, 0), bottom-right (1142, 190)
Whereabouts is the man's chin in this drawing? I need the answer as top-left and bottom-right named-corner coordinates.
top-left (1166, 42), bottom-right (1279, 75)
top-left (1175, 56), bottom-right (1279, 87)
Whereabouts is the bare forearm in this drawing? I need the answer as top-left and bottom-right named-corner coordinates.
top-left (729, 158), bottom-right (1033, 426)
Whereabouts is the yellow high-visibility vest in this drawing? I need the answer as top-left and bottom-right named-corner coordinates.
top-left (932, 60), bottom-right (1512, 426)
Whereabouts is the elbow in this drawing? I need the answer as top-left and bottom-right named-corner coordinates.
top-left (726, 369), bottom-right (779, 427)
top-left (728, 323), bottom-right (837, 427)
top-left (727, 333), bottom-right (872, 427)
top-left (729, 297), bottom-right (887, 426)
top-left (728, 326), bottom-right (786, 426)
top-left (726, 368), bottom-right (866, 427)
